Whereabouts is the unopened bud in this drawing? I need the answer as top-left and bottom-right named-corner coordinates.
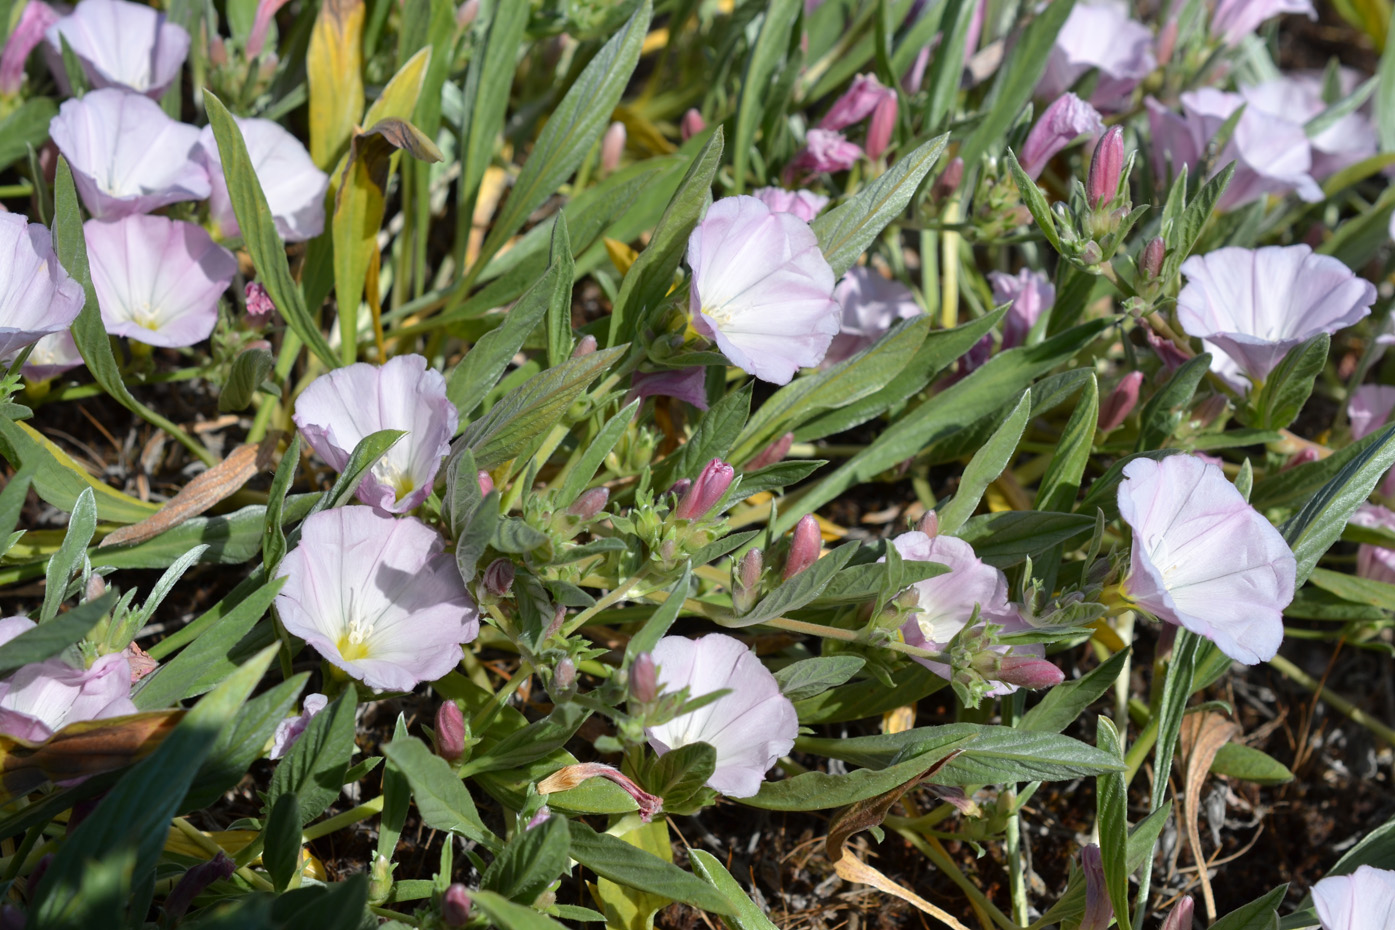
top-left (1284, 447), bottom-right (1320, 470)
top-left (994, 655), bottom-right (1065, 689)
top-left (746, 432), bottom-right (793, 471)
top-left (1161, 895), bottom-right (1194, 930)
top-left (629, 653), bottom-right (658, 704)
top-left (85, 573), bottom-right (107, 602)
top-left (208, 34), bottom-right (228, 67)
top-left (1098, 371), bottom-right (1143, 432)
top-left (673, 459), bottom-right (734, 521)
top-left (1079, 845), bottom-right (1112, 930)
top-left (933, 157), bottom-right (964, 202)
top-left (915, 510), bottom-right (939, 537)
top-left (435, 700), bottom-right (466, 763)
top-left (477, 470), bottom-right (493, 496)
top-left (1087, 126), bottom-right (1124, 210)
top-left (572, 334), bottom-right (597, 357)
top-left (600, 121), bottom-right (626, 174)
top-left (165, 852), bottom-right (236, 920)
top-left (442, 884), bottom-right (472, 927)
top-left (554, 657), bottom-right (576, 692)
top-left (526, 805), bottom-right (552, 830)
top-left (455, 0), bottom-right (479, 30)
top-left (245, 281), bottom-right (275, 317)
top-left (680, 108), bottom-right (705, 141)
top-left (1191, 393), bottom-right (1228, 429)
top-left (732, 548), bottom-right (763, 614)
top-left (545, 604), bottom-right (566, 641)
top-left (368, 853), bottom-right (394, 905)
top-left (1080, 241), bottom-right (1103, 266)
top-left (568, 486), bottom-right (609, 520)
top-left (784, 515), bottom-right (821, 580)
top-left (865, 92), bottom-right (897, 161)
top-left (1140, 236), bottom-right (1165, 279)
top-left (1156, 18), bottom-right (1178, 65)
top-left (482, 558), bottom-right (515, 598)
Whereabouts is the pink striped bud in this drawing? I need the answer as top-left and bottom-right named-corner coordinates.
top-left (483, 558), bottom-right (515, 598)
top-left (442, 884), bottom-right (472, 926)
top-left (572, 334), bottom-right (597, 357)
top-left (733, 548), bottom-right (763, 614)
top-left (1140, 236), bottom-right (1165, 279)
top-left (455, 0), bottom-right (479, 30)
top-left (1087, 126), bottom-right (1125, 210)
top-left (1156, 18), bottom-right (1178, 66)
top-left (865, 91), bottom-right (897, 161)
top-left (526, 805), bottom-right (552, 829)
top-left (477, 470), bottom-right (494, 496)
top-left (600, 121), bottom-right (626, 174)
top-left (933, 157), bottom-right (964, 202)
top-left (435, 700), bottom-right (466, 763)
top-left (629, 653), bottom-right (657, 704)
top-left (1098, 371), bottom-right (1144, 431)
top-left (784, 515), bottom-right (821, 579)
top-left (994, 655), bottom-right (1065, 690)
top-left (568, 486), bottom-right (610, 520)
top-left (916, 510), bottom-right (939, 537)
top-left (1080, 845), bottom-right (1112, 930)
top-left (673, 459), bottom-right (734, 521)
top-left (1161, 896), bottom-right (1194, 930)
top-left (681, 108), bottom-right (705, 141)
top-left (554, 657), bottom-right (576, 692)
top-left (747, 432), bottom-right (793, 471)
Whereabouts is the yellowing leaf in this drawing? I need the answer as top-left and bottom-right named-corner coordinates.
top-left (307, 0), bottom-right (365, 170)
top-left (605, 237), bottom-right (639, 275)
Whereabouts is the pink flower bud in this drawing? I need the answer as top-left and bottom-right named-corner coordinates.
top-left (165, 852), bottom-right (236, 920)
top-left (1080, 845), bottom-right (1112, 930)
top-left (784, 515), bottom-right (821, 579)
top-left (933, 157), bottom-right (964, 202)
top-left (916, 510), bottom-right (939, 537)
top-left (568, 486), bottom-right (610, 520)
top-left (86, 573), bottom-right (107, 601)
top-left (545, 604), bottom-right (566, 641)
top-left (995, 655), bottom-right (1065, 690)
top-left (435, 700), bottom-right (466, 763)
top-left (554, 657), bottom-right (576, 692)
top-left (1140, 236), bottom-right (1165, 279)
top-left (477, 470), bottom-right (493, 496)
top-left (681, 108), bottom-right (705, 141)
top-left (572, 334), bottom-right (597, 357)
top-left (1161, 896), bottom-right (1194, 930)
top-left (865, 92), bottom-right (897, 161)
top-left (537, 762), bottom-right (663, 822)
top-left (455, 0), bottom-right (479, 30)
top-left (442, 884), bottom-right (472, 926)
top-left (733, 548), bottom-right (763, 614)
top-left (1098, 371), bottom-right (1144, 431)
top-left (1283, 446), bottom-right (1320, 470)
top-left (1088, 126), bottom-right (1125, 210)
top-left (1191, 393), bottom-right (1228, 428)
top-left (629, 653), bottom-right (658, 704)
top-left (208, 34), bottom-right (228, 67)
top-left (904, 45), bottom-right (931, 94)
top-left (245, 0), bottom-right (292, 59)
top-left (747, 432), bottom-right (793, 471)
top-left (1156, 18), bottom-right (1178, 66)
top-left (245, 282), bottom-right (275, 318)
top-left (600, 121), bottom-right (626, 174)
top-left (526, 805), bottom-right (552, 830)
top-left (673, 459), bottom-right (735, 521)
top-left (483, 558), bottom-right (515, 598)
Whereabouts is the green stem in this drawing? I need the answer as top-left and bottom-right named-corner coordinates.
top-left (249, 329), bottom-right (304, 444)
top-left (562, 569), bottom-right (655, 636)
top-left (302, 795), bottom-right (386, 842)
top-left (896, 830), bottom-right (1019, 930)
top-left (1268, 652), bottom-right (1395, 745)
top-left (36, 367), bottom-right (207, 404)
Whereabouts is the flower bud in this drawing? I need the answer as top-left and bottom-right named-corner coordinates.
top-left (1161, 895), bottom-right (1194, 930)
top-left (681, 108), bottom-right (705, 141)
top-left (368, 853), bottom-right (394, 905)
top-left (245, 282), bottom-right (275, 318)
top-left (915, 510), bottom-right (939, 537)
top-left (435, 700), bottom-right (466, 763)
top-left (544, 604), bottom-right (566, 641)
top-left (1140, 236), bottom-right (1165, 279)
top-left (821, 73), bottom-right (893, 132)
top-left (932, 157), bottom-right (964, 202)
top-left (1156, 18), bottom-right (1178, 65)
top-left (746, 432), bottom-right (793, 471)
top-left (85, 573), bottom-right (107, 601)
top-left (1079, 241), bottom-right (1103, 266)
top-left (1079, 845), bottom-right (1112, 930)
top-left (673, 459), bottom-right (734, 521)
top-left (732, 548), bottom-right (763, 614)
top-left (1191, 393), bottom-right (1228, 429)
top-left (572, 334), bottom-right (597, 357)
top-left (554, 657), bottom-right (576, 692)
top-left (482, 558), bottom-right (515, 599)
top-left (208, 34), bottom-right (228, 66)
top-left (455, 0), bottom-right (479, 30)
top-left (1098, 371), bottom-right (1143, 432)
top-left (477, 470), bottom-right (494, 496)
top-left (537, 762), bottom-right (663, 822)
top-left (784, 515), bottom-right (821, 580)
top-left (994, 655), bottom-right (1065, 690)
top-left (442, 884), bottom-right (472, 927)
top-left (526, 805), bottom-right (552, 830)
top-left (165, 852), bottom-right (236, 920)
top-left (865, 91), bottom-right (897, 161)
top-left (600, 121), bottom-right (626, 174)
top-left (629, 653), bottom-right (658, 704)
top-left (1087, 126), bottom-right (1124, 210)
top-left (568, 487), bottom-right (609, 520)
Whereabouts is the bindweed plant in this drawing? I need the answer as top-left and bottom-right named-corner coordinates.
top-left (2, 0), bottom-right (1395, 928)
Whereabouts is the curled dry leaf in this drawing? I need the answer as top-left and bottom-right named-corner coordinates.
top-left (1180, 710), bottom-right (1241, 922)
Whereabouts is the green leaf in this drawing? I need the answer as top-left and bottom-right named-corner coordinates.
top-left (690, 849), bottom-right (780, 930)
top-left (1135, 353), bottom-right (1211, 451)
top-left (469, 1), bottom-right (651, 278)
top-left (746, 733), bottom-right (975, 810)
top-left (204, 93), bottom-right (338, 368)
top-left (40, 487), bottom-right (96, 623)
top-left (811, 134), bottom-right (949, 277)
top-left (555, 400), bottom-right (640, 509)
top-left (1035, 374), bottom-right (1098, 512)
top-left (1020, 649), bottom-right (1130, 734)
top-left (806, 557), bottom-right (946, 607)
top-left (219, 348), bottom-right (276, 413)
top-left (626, 563), bottom-right (692, 663)
top-left (1029, 805), bottom-right (1171, 930)
top-left (460, 703), bottom-right (591, 777)
top-left (642, 741), bottom-right (716, 814)
top-left (1209, 743), bottom-right (1293, 785)
top-left (1245, 333), bottom-right (1329, 431)
top-left (922, 0), bottom-right (975, 130)
top-left (263, 793), bottom-right (302, 892)
top-left (481, 815), bottom-right (571, 905)
top-left (1161, 163), bottom-right (1235, 281)
top-left (0, 592), bottom-right (114, 673)
top-left (1377, 10), bottom-right (1395, 152)
top-left (459, 346), bottom-right (625, 471)
top-left (471, 890), bottom-right (573, 930)
top-left (1005, 148), bottom-right (1063, 254)
top-left (609, 127), bottom-right (724, 344)
top-left (732, 0), bottom-right (799, 193)
top-left (309, 429), bottom-right (405, 517)
top-left (380, 737), bottom-right (500, 852)
top-left (1281, 424), bottom-right (1395, 585)
top-left (182, 673), bottom-right (307, 811)
top-left (262, 435), bottom-right (300, 573)
top-left (266, 688), bottom-right (358, 824)
top-left (793, 660), bottom-right (946, 724)
top-left (774, 656), bottom-right (867, 702)
top-left (0, 98), bottom-right (57, 172)
top-left (567, 822), bottom-right (736, 915)
top-left (456, 0), bottom-right (528, 214)
top-left (656, 381), bottom-right (750, 489)
top-left (1210, 885), bottom-right (1288, 930)
top-left (1307, 565), bottom-right (1395, 611)
top-left (450, 215), bottom-right (574, 417)
top-left (937, 392), bottom-right (1030, 535)
top-left (727, 543), bottom-right (859, 627)
top-left (1096, 717), bottom-right (1132, 930)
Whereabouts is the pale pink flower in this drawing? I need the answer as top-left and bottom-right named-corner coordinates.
top-left (1350, 504), bottom-right (1395, 585)
top-left (687, 195), bottom-right (840, 385)
top-left (275, 507), bottom-right (480, 692)
top-left (45, 0), bottom-right (190, 97)
top-left (0, 213), bottom-right (85, 360)
top-left (245, 0), bottom-right (292, 58)
top-left (0, 617), bottom-right (136, 743)
top-left (49, 89), bottom-right (209, 220)
top-left (629, 367), bottom-right (709, 410)
top-left (1312, 865), bottom-right (1395, 930)
top-left (1117, 454), bottom-right (1295, 664)
top-left (293, 354), bottom-right (457, 515)
top-left (1176, 245), bottom-right (1375, 388)
top-left (0, 0), bottom-right (60, 95)
top-left (1037, 0), bottom-right (1156, 112)
top-left (21, 330), bottom-right (84, 381)
top-left (822, 266), bottom-right (923, 366)
top-left (989, 268), bottom-right (1054, 349)
top-left (1211, 0), bottom-right (1316, 46)
top-left (1349, 385), bottom-right (1395, 441)
top-left (269, 693), bottom-right (327, 759)
top-left (198, 117), bottom-right (328, 243)
top-left (1018, 92), bottom-right (1103, 179)
top-left (645, 633), bottom-right (798, 798)
top-left (1240, 73), bottom-right (1376, 180)
top-left (790, 128), bottom-right (863, 175)
top-left (751, 186), bottom-right (829, 223)
top-left (889, 531), bottom-right (1041, 695)
top-left (85, 215), bottom-right (237, 348)
top-left (1146, 89), bottom-right (1322, 210)
top-left (820, 73), bottom-right (896, 131)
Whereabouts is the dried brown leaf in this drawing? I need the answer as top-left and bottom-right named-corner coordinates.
top-left (1180, 711), bottom-right (1240, 922)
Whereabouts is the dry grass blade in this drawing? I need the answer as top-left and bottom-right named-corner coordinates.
top-left (98, 439), bottom-right (277, 548)
top-left (1180, 711), bottom-right (1240, 922)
